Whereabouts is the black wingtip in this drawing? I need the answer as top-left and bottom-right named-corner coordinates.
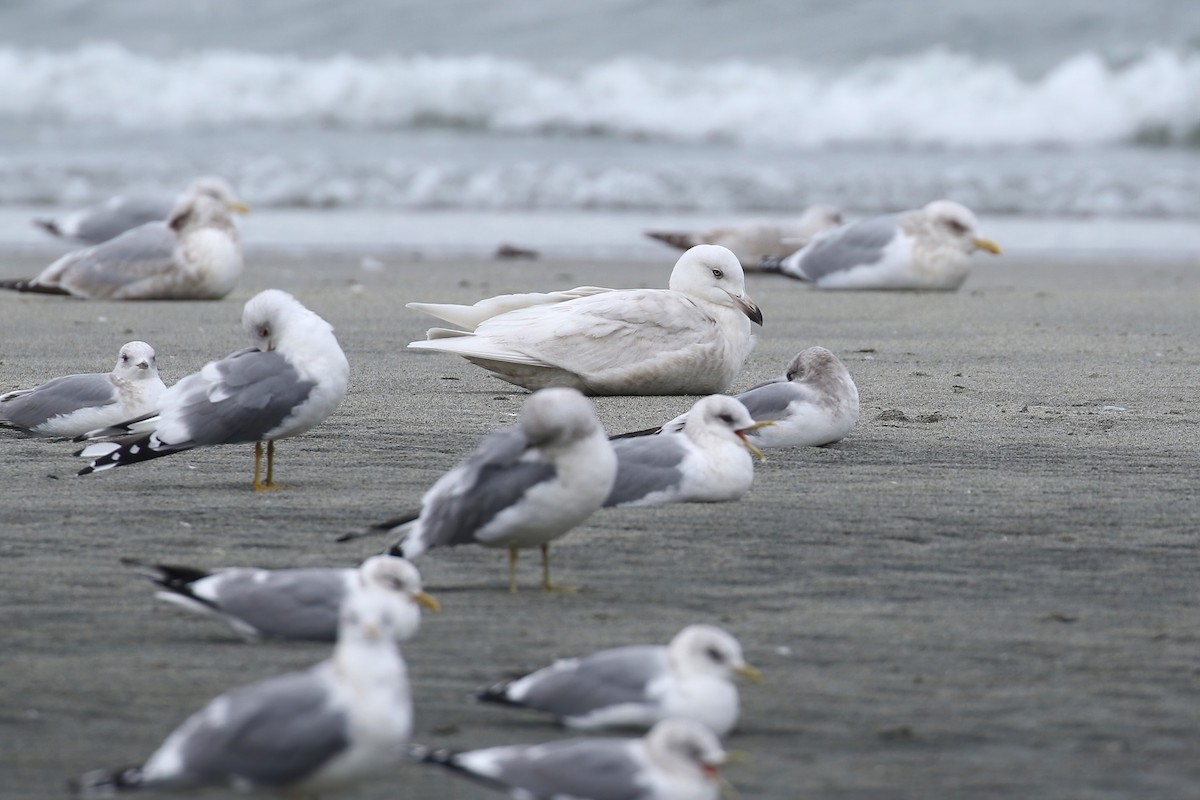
top-left (71, 766), bottom-right (143, 797)
top-left (475, 683), bottom-right (519, 707)
top-left (609, 425), bottom-right (663, 440)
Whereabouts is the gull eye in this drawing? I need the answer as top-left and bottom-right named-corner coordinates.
top-left (259, 326), bottom-right (270, 339)
top-left (120, 355), bottom-right (129, 362)
top-left (717, 412), bottom-right (734, 424)
top-left (944, 218), bottom-right (968, 235)
top-left (705, 645), bottom-right (726, 662)
top-left (711, 268), bottom-right (724, 279)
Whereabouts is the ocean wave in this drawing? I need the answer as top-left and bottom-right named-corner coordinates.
top-left (1, 43), bottom-right (1198, 148)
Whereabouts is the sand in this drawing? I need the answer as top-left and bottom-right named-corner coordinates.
top-left (1, 250), bottom-right (1198, 799)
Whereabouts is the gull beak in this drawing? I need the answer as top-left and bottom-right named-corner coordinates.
top-left (363, 622), bottom-right (382, 641)
top-left (229, 200), bottom-right (252, 214)
top-left (135, 360), bottom-right (150, 370)
top-left (735, 421), bottom-right (773, 461)
top-left (701, 762), bottom-right (722, 781)
top-left (731, 293), bottom-right (764, 326)
top-left (415, 591), bottom-right (442, 612)
top-left (735, 662), bottom-right (764, 684)
top-left (974, 237), bottom-right (1002, 255)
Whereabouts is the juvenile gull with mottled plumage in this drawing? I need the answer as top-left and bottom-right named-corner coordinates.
top-left (76, 289), bottom-right (348, 490)
top-left (477, 624), bottom-right (762, 735)
top-left (772, 200), bottom-right (1001, 290)
top-left (0, 341), bottom-right (165, 438)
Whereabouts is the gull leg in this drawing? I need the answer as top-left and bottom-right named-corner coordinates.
top-left (508, 548), bottom-right (519, 593)
top-left (541, 543), bottom-right (578, 593)
top-left (253, 440), bottom-right (285, 491)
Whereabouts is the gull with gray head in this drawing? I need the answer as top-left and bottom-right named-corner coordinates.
top-left (478, 624), bottom-right (762, 736)
top-left (0, 341), bottom-right (165, 438)
top-left (645, 204), bottom-right (844, 270)
top-left (76, 289), bottom-right (348, 490)
top-left (772, 199), bottom-right (1002, 290)
top-left (407, 245), bottom-right (763, 395)
top-left (122, 554), bottom-right (440, 643)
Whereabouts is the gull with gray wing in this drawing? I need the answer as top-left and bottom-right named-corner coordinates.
top-left (645, 204), bottom-right (844, 270)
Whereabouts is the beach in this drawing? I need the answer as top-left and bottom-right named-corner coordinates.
top-left (1, 248), bottom-right (1197, 799)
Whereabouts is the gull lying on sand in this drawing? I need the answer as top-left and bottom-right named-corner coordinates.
top-left (478, 624), bottom-right (761, 735)
top-left (645, 204), bottom-right (844, 270)
top-left (408, 245), bottom-right (763, 395)
top-left (123, 554), bottom-right (439, 642)
top-left (0, 342), bottom-right (165, 438)
top-left (73, 582), bottom-right (413, 797)
top-left (3, 188), bottom-right (245, 300)
top-left (622, 346), bottom-right (859, 448)
top-left (76, 290), bottom-right (348, 490)
top-left (358, 388), bottom-right (616, 592)
top-left (605, 395), bottom-right (769, 508)
top-left (770, 200), bottom-right (1001, 290)
top-left (408, 718), bottom-right (729, 800)
top-left (34, 176), bottom-right (248, 246)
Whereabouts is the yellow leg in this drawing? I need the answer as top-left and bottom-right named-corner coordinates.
top-left (508, 548), bottom-right (519, 593)
top-left (253, 440), bottom-right (285, 491)
top-left (541, 543), bottom-right (578, 593)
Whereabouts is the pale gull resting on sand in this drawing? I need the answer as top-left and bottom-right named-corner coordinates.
top-left (354, 388), bottom-right (616, 592)
top-left (645, 204), bottom-right (844, 270)
top-left (477, 624), bottom-right (762, 735)
top-left (769, 200), bottom-right (1001, 291)
top-left (0, 341), bottom-right (165, 438)
top-left (76, 289), bottom-right (349, 490)
top-left (407, 245), bottom-right (763, 395)
top-left (34, 176), bottom-right (248, 246)
top-left (2, 188), bottom-right (244, 300)
top-left (408, 718), bottom-right (728, 800)
top-left (604, 395), bottom-right (769, 508)
top-left (122, 554), bottom-right (440, 643)
top-left (73, 581), bottom-right (413, 797)
top-left (625, 346), bottom-right (860, 449)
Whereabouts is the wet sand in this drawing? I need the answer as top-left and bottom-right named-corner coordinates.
top-left (1, 251), bottom-right (1198, 799)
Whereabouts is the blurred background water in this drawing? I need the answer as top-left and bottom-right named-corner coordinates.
top-left (1, 0), bottom-right (1198, 256)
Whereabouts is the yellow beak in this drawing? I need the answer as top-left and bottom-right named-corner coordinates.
top-left (974, 237), bottom-right (1002, 255)
top-left (735, 421), bottom-right (774, 461)
top-left (229, 201), bottom-right (252, 214)
top-left (415, 591), bottom-right (442, 612)
top-left (735, 662), bottom-right (764, 684)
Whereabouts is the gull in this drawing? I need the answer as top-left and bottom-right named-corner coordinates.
top-left (359, 388), bottom-right (616, 592)
top-left (645, 204), bottom-right (844, 270)
top-left (3, 187), bottom-right (245, 300)
top-left (0, 341), bottom-right (165, 438)
top-left (627, 346), bottom-right (860, 448)
top-left (76, 289), bottom-right (349, 490)
top-left (604, 395), bottom-right (769, 508)
top-left (34, 175), bottom-right (248, 246)
top-left (477, 624), bottom-right (762, 735)
top-left (408, 718), bottom-right (728, 800)
top-left (770, 200), bottom-right (1002, 290)
top-left (122, 554), bottom-right (440, 643)
top-left (407, 245), bottom-right (763, 395)
top-left (73, 579), bottom-right (413, 798)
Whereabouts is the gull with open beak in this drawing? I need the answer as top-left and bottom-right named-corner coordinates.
top-left (407, 244), bottom-right (763, 395)
top-left (604, 394), bottom-right (771, 508)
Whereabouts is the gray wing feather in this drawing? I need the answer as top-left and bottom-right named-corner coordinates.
top-left (43, 223), bottom-right (178, 296)
top-left (604, 436), bottom-right (686, 507)
top-left (413, 427), bottom-right (556, 549)
top-left (0, 374), bottom-right (115, 429)
top-left (167, 349), bottom-right (316, 446)
top-left (517, 646), bottom-right (665, 717)
top-left (794, 214), bottom-right (901, 281)
top-left (481, 738), bottom-right (643, 800)
top-left (74, 196), bottom-right (174, 244)
top-left (736, 381), bottom-right (816, 422)
top-left (173, 668), bottom-right (349, 789)
top-left (211, 569), bottom-right (348, 641)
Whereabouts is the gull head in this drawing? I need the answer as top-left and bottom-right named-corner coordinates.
top-left (337, 579), bottom-right (404, 646)
top-left (114, 341), bottom-right (159, 380)
top-left (167, 188), bottom-right (236, 233)
top-left (645, 718), bottom-right (727, 783)
top-left (360, 554), bottom-right (442, 613)
top-left (685, 395), bottom-right (771, 459)
top-left (190, 175), bottom-right (251, 214)
top-left (922, 200), bottom-right (1001, 256)
top-left (670, 624), bottom-right (763, 684)
top-left (242, 289), bottom-right (319, 353)
top-left (519, 387), bottom-right (604, 448)
top-left (669, 245), bottom-right (763, 326)
top-left (785, 346), bottom-right (843, 383)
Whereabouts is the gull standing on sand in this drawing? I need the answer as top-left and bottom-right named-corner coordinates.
top-left (76, 290), bottom-right (349, 490)
top-left (407, 245), bottom-right (763, 395)
top-left (34, 176), bottom-right (248, 246)
top-left (408, 718), bottom-right (728, 800)
top-left (770, 200), bottom-right (1002, 290)
top-left (73, 582), bottom-right (413, 798)
top-left (628, 346), bottom-right (860, 448)
top-left (644, 204), bottom-right (844, 270)
top-left (0, 341), bottom-right (165, 438)
top-left (359, 388), bottom-right (617, 592)
top-left (2, 188), bottom-right (245, 300)
top-left (122, 554), bottom-right (440, 643)
top-left (604, 395), bottom-right (769, 508)
top-left (477, 624), bottom-right (762, 735)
